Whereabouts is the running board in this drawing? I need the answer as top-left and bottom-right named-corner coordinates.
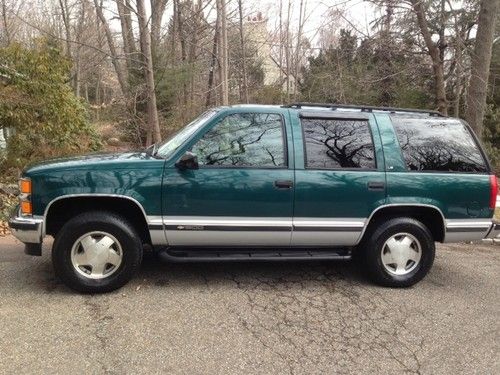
top-left (157, 248), bottom-right (352, 262)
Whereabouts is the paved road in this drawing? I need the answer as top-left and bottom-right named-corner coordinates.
top-left (0, 236), bottom-right (499, 374)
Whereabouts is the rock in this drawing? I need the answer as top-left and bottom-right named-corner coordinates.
top-left (106, 137), bottom-right (121, 146)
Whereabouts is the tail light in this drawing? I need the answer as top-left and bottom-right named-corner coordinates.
top-left (490, 175), bottom-right (498, 209)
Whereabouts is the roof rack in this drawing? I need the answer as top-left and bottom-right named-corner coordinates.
top-left (282, 102), bottom-right (444, 117)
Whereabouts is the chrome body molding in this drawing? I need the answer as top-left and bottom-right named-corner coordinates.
top-left (10, 193), bottom-right (496, 250)
top-left (355, 203), bottom-right (447, 246)
top-left (147, 216), bottom-right (167, 246)
top-left (292, 218), bottom-right (365, 247)
top-left (10, 194), bottom-right (168, 247)
top-left (162, 216), bottom-right (292, 246)
top-left (159, 216), bottom-right (366, 247)
top-left (43, 194), bottom-right (168, 245)
top-left (444, 219), bottom-right (493, 243)
top-left (42, 194), bottom-right (150, 235)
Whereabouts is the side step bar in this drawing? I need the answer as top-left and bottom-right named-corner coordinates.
top-left (158, 248), bottom-right (352, 263)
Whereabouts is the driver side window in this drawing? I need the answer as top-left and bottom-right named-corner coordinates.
top-left (191, 113), bottom-right (286, 168)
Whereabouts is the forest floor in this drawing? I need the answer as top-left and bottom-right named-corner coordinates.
top-left (0, 236), bottom-right (498, 374)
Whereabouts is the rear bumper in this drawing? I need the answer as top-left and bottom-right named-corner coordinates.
top-left (485, 220), bottom-right (500, 241)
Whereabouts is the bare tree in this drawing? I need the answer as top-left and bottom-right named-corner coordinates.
top-left (285, 0), bottom-right (291, 101)
top-left (216, 0), bottom-right (229, 105)
top-left (93, 0), bottom-right (129, 96)
top-left (206, 16), bottom-right (219, 107)
top-left (116, 0), bottom-right (138, 74)
top-left (1, 0), bottom-right (11, 45)
top-left (294, 0), bottom-right (306, 100)
top-left (137, 0), bottom-right (161, 144)
top-left (150, 0), bottom-right (168, 65)
top-left (237, 0), bottom-right (248, 103)
top-left (465, 0), bottom-right (500, 138)
top-left (410, 0), bottom-right (448, 115)
top-left (58, 0), bottom-right (72, 59)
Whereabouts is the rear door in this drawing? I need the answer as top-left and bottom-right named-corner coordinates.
top-left (162, 109), bottom-right (295, 247)
top-left (291, 111), bottom-right (386, 246)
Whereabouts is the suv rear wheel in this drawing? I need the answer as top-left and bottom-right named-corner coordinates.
top-left (361, 217), bottom-right (435, 287)
top-left (52, 211), bottom-right (143, 293)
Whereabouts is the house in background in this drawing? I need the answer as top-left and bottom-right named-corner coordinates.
top-left (244, 12), bottom-right (297, 94)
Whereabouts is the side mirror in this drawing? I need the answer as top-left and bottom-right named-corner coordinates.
top-left (175, 151), bottom-right (199, 170)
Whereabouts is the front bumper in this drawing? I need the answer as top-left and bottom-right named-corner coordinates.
top-left (8, 208), bottom-right (44, 255)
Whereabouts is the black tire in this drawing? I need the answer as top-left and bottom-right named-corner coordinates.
top-left (360, 217), bottom-right (435, 287)
top-left (52, 211), bottom-right (143, 293)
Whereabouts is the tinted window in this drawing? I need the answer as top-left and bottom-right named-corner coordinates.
top-left (191, 113), bottom-right (286, 167)
top-left (392, 117), bottom-right (488, 173)
top-left (301, 118), bottom-right (376, 169)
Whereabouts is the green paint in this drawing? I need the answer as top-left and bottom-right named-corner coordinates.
top-left (23, 105), bottom-right (495, 221)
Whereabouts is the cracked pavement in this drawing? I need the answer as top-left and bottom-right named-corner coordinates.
top-left (1, 235), bottom-right (499, 374)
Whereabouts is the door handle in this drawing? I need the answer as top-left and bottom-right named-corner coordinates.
top-left (367, 181), bottom-right (385, 191)
top-left (274, 180), bottom-right (293, 189)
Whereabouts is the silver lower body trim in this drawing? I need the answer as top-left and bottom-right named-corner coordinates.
top-left (292, 217), bottom-right (365, 246)
top-left (444, 219), bottom-right (493, 243)
top-left (158, 216), bottom-right (366, 247)
top-left (147, 216), bottom-right (167, 246)
top-left (162, 216), bottom-right (292, 246)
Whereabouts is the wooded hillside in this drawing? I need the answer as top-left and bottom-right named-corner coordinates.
top-left (0, 0), bottom-right (499, 176)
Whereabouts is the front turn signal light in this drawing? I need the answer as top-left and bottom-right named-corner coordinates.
top-left (20, 201), bottom-right (32, 215)
top-left (19, 178), bottom-right (32, 194)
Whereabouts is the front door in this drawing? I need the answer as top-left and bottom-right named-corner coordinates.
top-left (162, 110), bottom-right (294, 246)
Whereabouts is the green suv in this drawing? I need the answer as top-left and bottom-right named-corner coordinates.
top-left (9, 103), bottom-right (499, 293)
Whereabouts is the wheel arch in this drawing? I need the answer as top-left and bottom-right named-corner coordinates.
top-left (44, 194), bottom-right (152, 244)
top-left (359, 204), bottom-right (446, 244)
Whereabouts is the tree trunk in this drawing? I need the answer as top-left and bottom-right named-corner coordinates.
top-left (217, 0), bottom-right (229, 105)
top-left (278, 0), bottom-right (283, 103)
top-left (410, 0), bottom-right (448, 115)
top-left (58, 0), bottom-right (72, 59)
top-left (206, 23), bottom-right (219, 107)
top-left (190, 0), bottom-right (203, 104)
top-left (294, 0), bottom-right (305, 101)
top-left (465, 0), bottom-right (500, 138)
top-left (93, 0), bottom-right (129, 96)
top-left (175, 0), bottom-right (188, 105)
top-left (238, 0), bottom-right (248, 103)
top-left (116, 0), bottom-right (137, 74)
top-left (150, 0), bottom-right (168, 67)
top-left (137, 0), bottom-right (162, 145)
top-left (285, 0), bottom-right (291, 102)
top-left (1, 0), bottom-right (10, 45)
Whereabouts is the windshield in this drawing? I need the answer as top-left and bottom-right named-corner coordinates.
top-left (156, 109), bottom-right (219, 158)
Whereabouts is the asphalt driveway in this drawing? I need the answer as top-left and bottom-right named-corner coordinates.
top-left (0, 235), bottom-right (498, 374)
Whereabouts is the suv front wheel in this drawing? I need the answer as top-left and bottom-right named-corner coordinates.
top-left (52, 211), bottom-right (143, 293)
top-left (361, 217), bottom-right (435, 287)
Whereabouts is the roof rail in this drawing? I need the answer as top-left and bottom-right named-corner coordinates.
top-left (282, 102), bottom-right (444, 117)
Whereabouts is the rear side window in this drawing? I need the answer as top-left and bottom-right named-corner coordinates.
top-left (391, 117), bottom-right (488, 173)
top-left (301, 118), bottom-right (376, 169)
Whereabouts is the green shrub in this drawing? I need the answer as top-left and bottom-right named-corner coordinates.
top-left (0, 40), bottom-right (101, 175)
